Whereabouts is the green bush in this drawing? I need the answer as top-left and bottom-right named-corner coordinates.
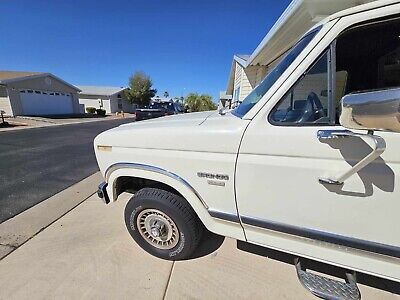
top-left (96, 109), bottom-right (106, 116)
top-left (184, 93), bottom-right (217, 112)
top-left (86, 107), bottom-right (96, 114)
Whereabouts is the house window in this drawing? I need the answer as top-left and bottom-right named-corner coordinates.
top-left (118, 99), bottom-right (123, 110)
top-left (234, 87), bottom-right (240, 101)
top-left (35, 91), bottom-right (41, 94)
top-left (27, 90), bottom-right (33, 93)
top-left (20, 90), bottom-right (25, 93)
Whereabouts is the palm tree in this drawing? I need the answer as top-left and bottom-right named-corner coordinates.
top-left (163, 91), bottom-right (169, 98)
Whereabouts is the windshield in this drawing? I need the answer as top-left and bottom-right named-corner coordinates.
top-left (149, 102), bottom-right (175, 111)
top-left (233, 27), bottom-right (321, 118)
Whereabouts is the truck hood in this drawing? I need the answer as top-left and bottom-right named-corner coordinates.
top-left (123, 110), bottom-right (215, 128)
top-left (95, 110), bottom-right (249, 154)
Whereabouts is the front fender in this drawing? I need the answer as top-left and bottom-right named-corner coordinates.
top-left (106, 164), bottom-right (245, 240)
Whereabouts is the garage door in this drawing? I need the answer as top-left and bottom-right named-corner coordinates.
top-left (20, 90), bottom-right (73, 115)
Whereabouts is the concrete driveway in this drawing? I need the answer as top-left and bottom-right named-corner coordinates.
top-left (0, 192), bottom-right (397, 299)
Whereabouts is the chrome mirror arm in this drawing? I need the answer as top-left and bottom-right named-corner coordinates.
top-left (317, 130), bottom-right (386, 185)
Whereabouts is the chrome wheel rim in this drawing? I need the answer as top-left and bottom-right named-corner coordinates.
top-left (137, 209), bottom-right (179, 250)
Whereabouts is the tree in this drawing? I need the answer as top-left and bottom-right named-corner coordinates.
top-left (184, 93), bottom-right (217, 112)
top-left (125, 71), bottom-right (157, 107)
top-left (163, 91), bottom-right (169, 98)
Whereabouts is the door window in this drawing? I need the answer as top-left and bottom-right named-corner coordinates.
top-left (335, 16), bottom-right (400, 122)
top-left (269, 51), bottom-right (330, 125)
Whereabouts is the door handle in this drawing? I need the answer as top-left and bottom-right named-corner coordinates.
top-left (317, 130), bottom-right (386, 185)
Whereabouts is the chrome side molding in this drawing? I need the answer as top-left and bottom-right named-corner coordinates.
top-left (241, 214), bottom-right (400, 259)
top-left (105, 162), bottom-right (209, 209)
top-left (317, 130), bottom-right (386, 185)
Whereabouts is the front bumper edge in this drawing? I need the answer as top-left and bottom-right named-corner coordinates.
top-left (97, 182), bottom-right (110, 204)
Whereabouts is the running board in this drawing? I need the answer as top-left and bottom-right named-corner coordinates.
top-left (295, 259), bottom-right (361, 300)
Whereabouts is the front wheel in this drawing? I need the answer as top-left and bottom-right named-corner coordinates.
top-left (124, 188), bottom-right (204, 260)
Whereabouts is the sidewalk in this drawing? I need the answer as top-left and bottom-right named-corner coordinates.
top-left (0, 193), bottom-right (397, 299)
top-left (0, 114), bottom-right (134, 132)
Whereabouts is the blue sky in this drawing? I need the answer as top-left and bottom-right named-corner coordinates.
top-left (0, 0), bottom-right (291, 100)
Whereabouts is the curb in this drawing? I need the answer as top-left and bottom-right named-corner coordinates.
top-left (0, 116), bottom-right (135, 133)
top-left (0, 172), bottom-right (102, 260)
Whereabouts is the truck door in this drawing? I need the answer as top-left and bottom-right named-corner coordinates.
top-left (236, 16), bottom-right (400, 272)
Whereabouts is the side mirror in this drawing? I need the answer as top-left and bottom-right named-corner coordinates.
top-left (340, 88), bottom-right (400, 133)
top-left (318, 88), bottom-right (400, 185)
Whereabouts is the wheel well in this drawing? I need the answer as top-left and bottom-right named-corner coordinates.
top-left (114, 176), bottom-right (184, 199)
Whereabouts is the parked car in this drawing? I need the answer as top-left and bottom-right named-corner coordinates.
top-left (95, 2), bottom-right (400, 299)
top-left (135, 101), bottom-right (183, 121)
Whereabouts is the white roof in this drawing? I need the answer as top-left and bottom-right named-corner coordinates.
top-left (234, 55), bottom-right (250, 67)
top-left (77, 85), bottom-right (127, 96)
top-left (226, 0), bottom-right (382, 95)
top-left (248, 0), bottom-right (377, 67)
top-left (219, 91), bottom-right (232, 100)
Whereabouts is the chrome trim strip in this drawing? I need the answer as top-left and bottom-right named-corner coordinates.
top-left (208, 209), bottom-right (240, 223)
top-left (105, 162), bottom-right (209, 209)
top-left (241, 215), bottom-right (400, 259)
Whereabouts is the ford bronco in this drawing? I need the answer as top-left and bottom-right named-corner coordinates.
top-left (95, 1), bottom-right (400, 299)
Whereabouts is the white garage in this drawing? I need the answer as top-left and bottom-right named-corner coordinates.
top-left (0, 71), bottom-right (81, 116)
top-left (20, 90), bottom-right (74, 115)
top-left (77, 86), bottom-right (136, 114)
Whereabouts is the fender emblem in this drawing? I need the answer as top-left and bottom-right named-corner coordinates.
top-left (197, 172), bottom-right (229, 181)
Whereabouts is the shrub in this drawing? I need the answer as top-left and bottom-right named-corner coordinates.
top-left (86, 107), bottom-right (96, 114)
top-left (184, 93), bottom-right (217, 112)
top-left (96, 109), bottom-right (106, 116)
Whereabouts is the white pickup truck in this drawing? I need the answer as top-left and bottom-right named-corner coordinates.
top-left (95, 1), bottom-right (400, 299)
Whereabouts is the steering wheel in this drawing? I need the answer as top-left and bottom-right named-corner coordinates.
top-left (296, 92), bottom-right (324, 123)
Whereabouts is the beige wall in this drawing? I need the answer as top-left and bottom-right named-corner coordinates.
top-left (0, 86), bottom-right (12, 116)
top-left (7, 76), bottom-right (78, 93)
top-left (79, 95), bottom-right (110, 113)
top-left (241, 66), bottom-right (268, 101)
top-left (79, 91), bottom-right (135, 114)
top-left (110, 93), bottom-right (136, 113)
top-left (232, 63), bottom-right (269, 107)
top-left (5, 75), bottom-right (80, 116)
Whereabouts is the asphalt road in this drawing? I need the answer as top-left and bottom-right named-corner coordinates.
top-left (0, 119), bottom-right (133, 223)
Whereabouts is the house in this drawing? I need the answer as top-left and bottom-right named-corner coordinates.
top-left (219, 91), bottom-right (233, 109)
top-left (77, 86), bottom-right (136, 114)
top-left (226, 0), bottom-right (376, 108)
top-left (226, 55), bottom-right (267, 108)
top-left (0, 71), bottom-right (81, 116)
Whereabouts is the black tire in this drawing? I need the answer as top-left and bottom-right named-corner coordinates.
top-left (124, 187), bottom-right (204, 260)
